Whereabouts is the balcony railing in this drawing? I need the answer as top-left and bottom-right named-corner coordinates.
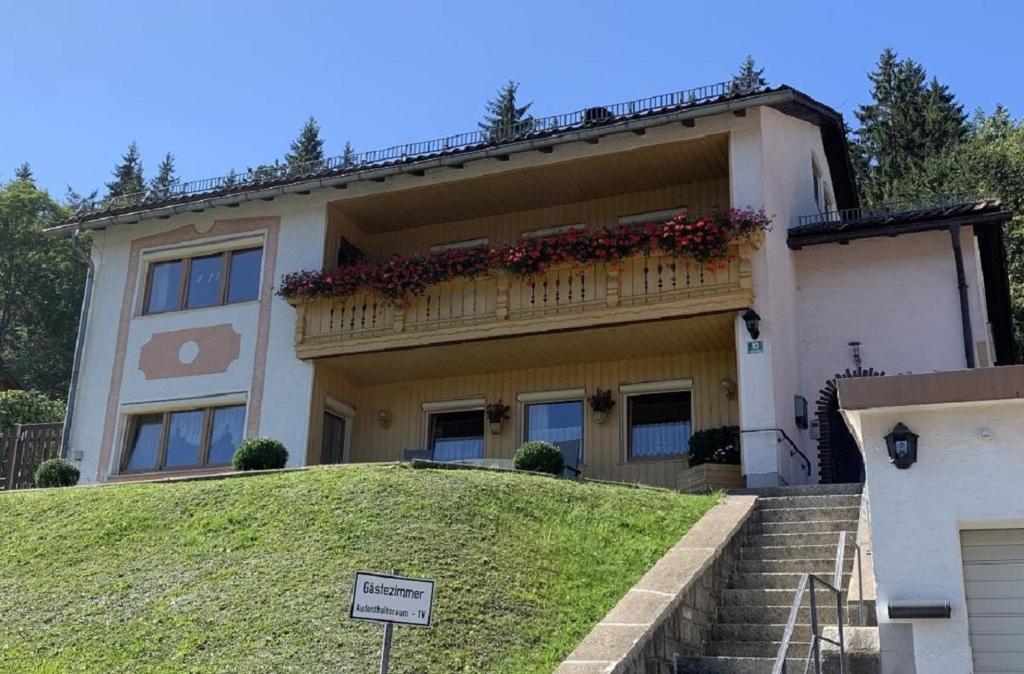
top-left (291, 246), bottom-right (752, 357)
top-left (794, 194), bottom-right (990, 229)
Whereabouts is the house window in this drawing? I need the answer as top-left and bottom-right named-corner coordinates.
top-left (622, 381), bottom-right (693, 460)
top-left (521, 223), bottom-right (585, 239)
top-left (429, 237), bottom-right (490, 253)
top-left (524, 400), bottom-right (584, 468)
top-left (122, 403), bottom-right (246, 473)
top-left (143, 247), bottom-right (263, 315)
top-left (426, 408), bottom-right (484, 461)
top-left (618, 206), bottom-right (688, 227)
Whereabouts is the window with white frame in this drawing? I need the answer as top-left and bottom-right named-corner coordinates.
top-left (521, 223), bottom-right (586, 239)
top-left (519, 389), bottom-right (584, 468)
top-left (423, 399), bottom-right (485, 462)
top-left (429, 237), bottom-right (490, 253)
top-left (617, 206), bottom-right (688, 227)
top-left (121, 400), bottom-right (246, 473)
top-left (621, 380), bottom-right (693, 460)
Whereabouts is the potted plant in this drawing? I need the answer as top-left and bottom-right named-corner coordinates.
top-left (676, 425), bottom-right (743, 492)
top-left (485, 400), bottom-right (511, 434)
top-left (587, 388), bottom-right (615, 424)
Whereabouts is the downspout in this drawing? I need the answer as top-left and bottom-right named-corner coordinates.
top-left (60, 227), bottom-right (95, 460)
top-left (949, 223), bottom-right (976, 368)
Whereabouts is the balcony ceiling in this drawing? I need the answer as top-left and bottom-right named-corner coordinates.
top-left (319, 312), bottom-right (735, 385)
top-left (331, 134), bottom-right (729, 232)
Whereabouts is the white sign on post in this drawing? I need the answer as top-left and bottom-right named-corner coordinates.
top-left (350, 571), bottom-right (435, 627)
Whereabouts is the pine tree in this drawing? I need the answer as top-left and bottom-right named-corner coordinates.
top-left (479, 81), bottom-right (533, 141)
top-left (852, 48), bottom-right (966, 204)
top-left (341, 141), bottom-right (356, 167)
top-left (285, 116), bottom-right (325, 167)
top-left (65, 186), bottom-right (98, 214)
top-left (222, 168), bottom-right (239, 188)
top-left (150, 152), bottom-right (178, 197)
top-left (105, 142), bottom-right (145, 198)
top-left (731, 55), bottom-right (767, 92)
top-left (14, 163), bottom-right (33, 183)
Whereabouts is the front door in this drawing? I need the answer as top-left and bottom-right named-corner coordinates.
top-left (828, 404), bottom-right (864, 483)
top-left (321, 411), bottom-right (346, 464)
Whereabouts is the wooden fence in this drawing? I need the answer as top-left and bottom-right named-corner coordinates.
top-left (0, 422), bottom-right (64, 490)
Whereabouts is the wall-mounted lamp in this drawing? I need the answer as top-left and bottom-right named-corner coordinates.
top-left (741, 309), bottom-right (761, 340)
top-left (376, 410), bottom-right (391, 428)
top-left (885, 422), bottom-right (918, 469)
top-left (849, 341), bottom-right (862, 368)
top-left (720, 378), bottom-right (737, 401)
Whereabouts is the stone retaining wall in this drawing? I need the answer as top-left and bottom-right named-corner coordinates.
top-left (556, 494), bottom-right (757, 674)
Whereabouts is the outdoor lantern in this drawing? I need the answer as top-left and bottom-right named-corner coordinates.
top-left (741, 309), bottom-right (761, 340)
top-left (884, 422), bottom-right (918, 469)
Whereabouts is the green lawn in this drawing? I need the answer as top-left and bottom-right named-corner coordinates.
top-left (0, 464), bottom-right (717, 673)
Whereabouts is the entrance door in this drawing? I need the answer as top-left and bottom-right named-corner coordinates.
top-left (828, 402), bottom-right (864, 483)
top-left (321, 411), bottom-right (347, 464)
top-left (961, 529), bottom-right (1024, 672)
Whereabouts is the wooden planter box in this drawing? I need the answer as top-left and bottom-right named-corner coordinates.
top-left (675, 463), bottom-right (744, 493)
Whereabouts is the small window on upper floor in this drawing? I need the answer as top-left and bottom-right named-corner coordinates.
top-left (812, 161), bottom-right (823, 210)
top-left (429, 237), bottom-right (490, 253)
top-left (143, 247), bottom-right (263, 315)
top-left (521, 223), bottom-right (586, 239)
top-left (618, 206), bottom-right (688, 227)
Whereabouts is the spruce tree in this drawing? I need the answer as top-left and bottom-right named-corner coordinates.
top-left (105, 142), bottom-right (145, 198)
top-left (479, 81), bottom-right (533, 140)
top-left (852, 48), bottom-right (966, 204)
top-left (731, 55), bottom-right (767, 92)
top-left (341, 141), bottom-right (356, 167)
top-left (150, 152), bottom-right (178, 197)
top-left (285, 116), bottom-right (325, 167)
top-left (14, 163), bottom-right (33, 183)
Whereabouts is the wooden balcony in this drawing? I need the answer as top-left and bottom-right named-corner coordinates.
top-left (291, 241), bottom-right (756, 359)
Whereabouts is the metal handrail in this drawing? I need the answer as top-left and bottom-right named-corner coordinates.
top-left (739, 428), bottom-right (812, 477)
top-left (70, 76), bottom-right (768, 219)
top-left (772, 574), bottom-right (845, 674)
top-left (836, 530), bottom-right (866, 627)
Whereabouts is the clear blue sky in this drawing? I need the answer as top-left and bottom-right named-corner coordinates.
top-left (3, 0), bottom-right (1021, 198)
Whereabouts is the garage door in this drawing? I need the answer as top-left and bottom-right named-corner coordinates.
top-left (961, 529), bottom-right (1024, 673)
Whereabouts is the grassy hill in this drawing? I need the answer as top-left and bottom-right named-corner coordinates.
top-left (0, 464), bottom-right (717, 673)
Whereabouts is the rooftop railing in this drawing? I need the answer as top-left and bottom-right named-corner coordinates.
top-left (795, 193), bottom-right (992, 229)
top-left (71, 77), bottom-right (766, 220)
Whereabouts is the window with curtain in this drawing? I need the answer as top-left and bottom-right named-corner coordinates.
top-left (626, 390), bottom-right (692, 459)
top-left (428, 409), bottom-right (484, 462)
top-left (143, 246), bottom-right (263, 314)
top-left (121, 403), bottom-right (246, 473)
top-left (524, 400), bottom-right (583, 467)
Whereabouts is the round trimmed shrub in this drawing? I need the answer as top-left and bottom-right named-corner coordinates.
top-left (513, 441), bottom-right (565, 475)
top-left (232, 437), bottom-right (289, 471)
top-left (33, 458), bottom-right (80, 488)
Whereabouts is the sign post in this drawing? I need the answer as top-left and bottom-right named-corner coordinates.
top-left (350, 569), bottom-right (435, 674)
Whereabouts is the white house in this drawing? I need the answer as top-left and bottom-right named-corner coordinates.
top-left (50, 79), bottom-right (1015, 492)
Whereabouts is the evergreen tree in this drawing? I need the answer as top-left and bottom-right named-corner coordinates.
top-left (479, 81), bottom-right (533, 140)
top-left (852, 49), bottom-right (966, 204)
top-left (285, 116), bottom-right (325, 167)
top-left (223, 168), bottom-right (239, 188)
top-left (341, 141), bottom-right (356, 167)
top-left (65, 186), bottom-right (98, 215)
top-left (14, 163), bottom-right (33, 183)
top-left (150, 152), bottom-right (178, 197)
top-left (105, 142), bottom-right (145, 198)
top-left (731, 55), bottom-right (767, 92)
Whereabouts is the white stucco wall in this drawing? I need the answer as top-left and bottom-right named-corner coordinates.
top-left (844, 398), bottom-right (1024, 673)
top-left (795, 228), bottom-right (991, 400)
top-left (68, 195), bottom-right (327, 482)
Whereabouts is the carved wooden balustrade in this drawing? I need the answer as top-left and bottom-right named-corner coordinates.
top-left (290, 240), bottom-right (756, 358)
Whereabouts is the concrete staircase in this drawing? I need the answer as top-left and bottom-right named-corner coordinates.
top-left (678, 484), bottom-right (873, 673)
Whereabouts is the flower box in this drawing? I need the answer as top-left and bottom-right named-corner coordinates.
top-left (675, 463), bottom-right (744, 493)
